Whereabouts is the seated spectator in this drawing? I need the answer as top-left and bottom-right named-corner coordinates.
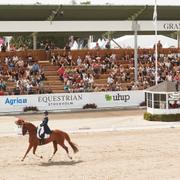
top-left (15, 57), bottom-right (24, 68)
top-left (105, 40), bottom-right (110, 49)
top-left (8, 59), bottom-right (15, 71)
top-left (9, 44), bottom-right (16, 51)
top-left (88, 74), bottom-right (94, 88)
top-left (26, 55), bottom-right (33, 66)
top-left (0, 87), bottom-right (5, 96)
top-left (13, 87), bottom-right (20, 95)
top-left (66, 52), bottom-right (73, 66)
top-left (131, 83), bottom-right (139, 90)
top-left (45, 43), bottom-right (50, 52)
top-left (107, 74), bottom-right (114, 85)
top-left (94, 42), bottom-right (101, 50)
top-left (76, 56), bottom-right (82, 66)
top-left (1, 43), bottom-right (6, 52)
top-left (153, 40), bottom-right (162, 51)
top-left (64, 83), bottom-right (69, 92)
top-left (57, 65), bottom-right (65, 81)
top-left (31, 62), bottom-right (40, 75)
top-left (101, 61), bottom-right (108, 73)
top-left (157, 40), bottom-right (163, 50)
top-left (45, 84), bottom-right (53, 94)
top-left (0, 79), bottom-right (6, 91)
top-left (171, 100), bottom-right (179, 108)
top-left (50, 52), bottom-right (56, 64)
top-left (38, 81), bottom-right (45, 94)
top-left (64, 43), bottom-right (71, 51)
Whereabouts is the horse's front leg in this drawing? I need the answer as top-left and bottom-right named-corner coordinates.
top-left (21, 143), bottom-right (32, 161)
top-left (33, 145), bottom-right (43, 159)
top-left (48, 141), bottom-right (58, 161)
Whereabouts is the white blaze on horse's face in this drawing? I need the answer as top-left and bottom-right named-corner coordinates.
top-left (15, 119), bottom-right (25, 135)
top-left (16, 125), bottom-right (23, 135)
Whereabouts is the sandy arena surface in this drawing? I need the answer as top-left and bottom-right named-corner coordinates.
top-left (1, 109), bottom-right (180, 180)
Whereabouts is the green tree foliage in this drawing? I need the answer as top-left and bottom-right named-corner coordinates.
top-left (80, 1), bottom-right (91, 5)
top-left (71, 0), bottom-right (77, 5)
top-left (10, 35), bottom-right (33, 49)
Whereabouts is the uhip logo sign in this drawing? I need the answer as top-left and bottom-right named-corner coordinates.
top-left (105, 94), bottom-right (130, 102)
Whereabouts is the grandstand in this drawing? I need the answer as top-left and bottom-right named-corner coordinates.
top-left (0, 3), bottom-right (180, 180)
top-left (0, 4), bottom-right (179, 113)
top-left (0, 47), bottom-right (179, 95)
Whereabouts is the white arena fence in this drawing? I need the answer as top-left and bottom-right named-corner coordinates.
top-left (0, 90), bottom-right (144, 114)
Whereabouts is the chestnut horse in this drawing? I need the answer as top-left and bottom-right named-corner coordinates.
top-left (15, 119), bottom-right (78, 161)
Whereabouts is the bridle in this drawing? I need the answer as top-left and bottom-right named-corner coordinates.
top-left (15, 119), bottom-right (27, 135)
top-left (22, 124), bottom-right (28, 135)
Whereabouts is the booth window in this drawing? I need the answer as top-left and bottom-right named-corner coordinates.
top-left (168, 93), bottom-right (180, 109)
top-left (154, 93), bottom-right (166, 109)
top-left (169, 100), bottom-right (180, 109)
top-left (147, 93), bottom-right (152, 108)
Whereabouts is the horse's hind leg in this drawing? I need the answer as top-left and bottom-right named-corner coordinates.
top-left (49, 141), bottom-right (58, 161)
top-left (59, 142), bottom-right (72, 160)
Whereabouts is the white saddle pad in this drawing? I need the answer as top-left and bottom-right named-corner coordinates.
top-left (37, 125), bottom-right (50, 139)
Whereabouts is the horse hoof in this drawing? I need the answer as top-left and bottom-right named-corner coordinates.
top-left (68, 156), bottom-right (72, 160)
top-left (40, 156), bottom-right (43, 159)
top-left (21, 159), bottom-right (24, 162)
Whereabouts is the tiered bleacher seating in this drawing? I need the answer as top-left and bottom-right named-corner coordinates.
top-left (0, 48), bottom-right (179, 94)
top-left (38, 61), bottom-right (64, 93)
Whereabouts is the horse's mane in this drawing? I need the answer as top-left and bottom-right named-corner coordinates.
top-left (24, 121), bottom-right (37, 130)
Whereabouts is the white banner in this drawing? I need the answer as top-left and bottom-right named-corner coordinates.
top-left (0, 91), bottom-right (144, 113)
top-left (0, 21), bottom-right (179, 32)
top-left (168, 92), bottom-right (180, 100)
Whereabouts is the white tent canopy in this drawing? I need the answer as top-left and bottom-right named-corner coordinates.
top-left (88, 35), bottom-right (177, 49)
top-left (111, 35), bottom-right (177, 48)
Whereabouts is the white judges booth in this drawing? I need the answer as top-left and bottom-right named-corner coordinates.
top-left (145, 81), bottom-right (180, 115)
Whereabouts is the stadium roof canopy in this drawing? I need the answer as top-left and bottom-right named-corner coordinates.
top-left (0, 4), bottom-right (179, 38)
top-left (0, 4), bottom-right (179, 21)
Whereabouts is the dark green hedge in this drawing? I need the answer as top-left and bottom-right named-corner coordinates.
top-left (144, 112), bottom-right (180, 122)
top-left (83, 103), bottom-right (97, 109)
top-left (23, 106), bottom-right (39, 112)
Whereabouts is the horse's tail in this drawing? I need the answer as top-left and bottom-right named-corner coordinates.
top-left (64, 132), bottom-right (79, 153)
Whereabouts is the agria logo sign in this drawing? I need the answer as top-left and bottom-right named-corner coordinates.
top-left (105, 94), bottom-right (130, 102)
top-left (5, 97), bottom-right (27, 105)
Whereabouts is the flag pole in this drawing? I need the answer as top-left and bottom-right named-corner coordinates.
top-left (154, 0), bottom-right (158, 85)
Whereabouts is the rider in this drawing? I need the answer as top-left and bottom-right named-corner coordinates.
top-left (39, 110), bottom-right (52, 145)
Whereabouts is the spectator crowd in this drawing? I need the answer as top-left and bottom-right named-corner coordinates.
top-left (0, 47), bottom-right (179, 95)
top-left (54, 49), bottom-right (180, 93)
top-left (0, 55), bottom-right (47, 95)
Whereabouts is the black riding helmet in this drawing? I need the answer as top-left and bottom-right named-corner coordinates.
top-left (44, 110), bottom-right (48, 115)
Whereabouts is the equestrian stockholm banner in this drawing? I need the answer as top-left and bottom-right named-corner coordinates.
top-left (0, 90), bottom-right (144, 113)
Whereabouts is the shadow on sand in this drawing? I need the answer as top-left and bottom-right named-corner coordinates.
top-left (40, 160), bottom-right (83, 166)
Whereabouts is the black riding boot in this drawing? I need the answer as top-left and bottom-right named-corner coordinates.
top-left (40, 138), bottom-right (44, 145)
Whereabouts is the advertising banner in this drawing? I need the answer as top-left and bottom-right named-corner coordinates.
top-left (88, 91), bottom-right (144, 107)
top-left (0, 91), bottom-right (144, 113)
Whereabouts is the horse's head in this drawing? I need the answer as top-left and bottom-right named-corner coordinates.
top-left (15, 118), bottom-right (28, 135)
top-left (15, 118), bottom-right (25, 126)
